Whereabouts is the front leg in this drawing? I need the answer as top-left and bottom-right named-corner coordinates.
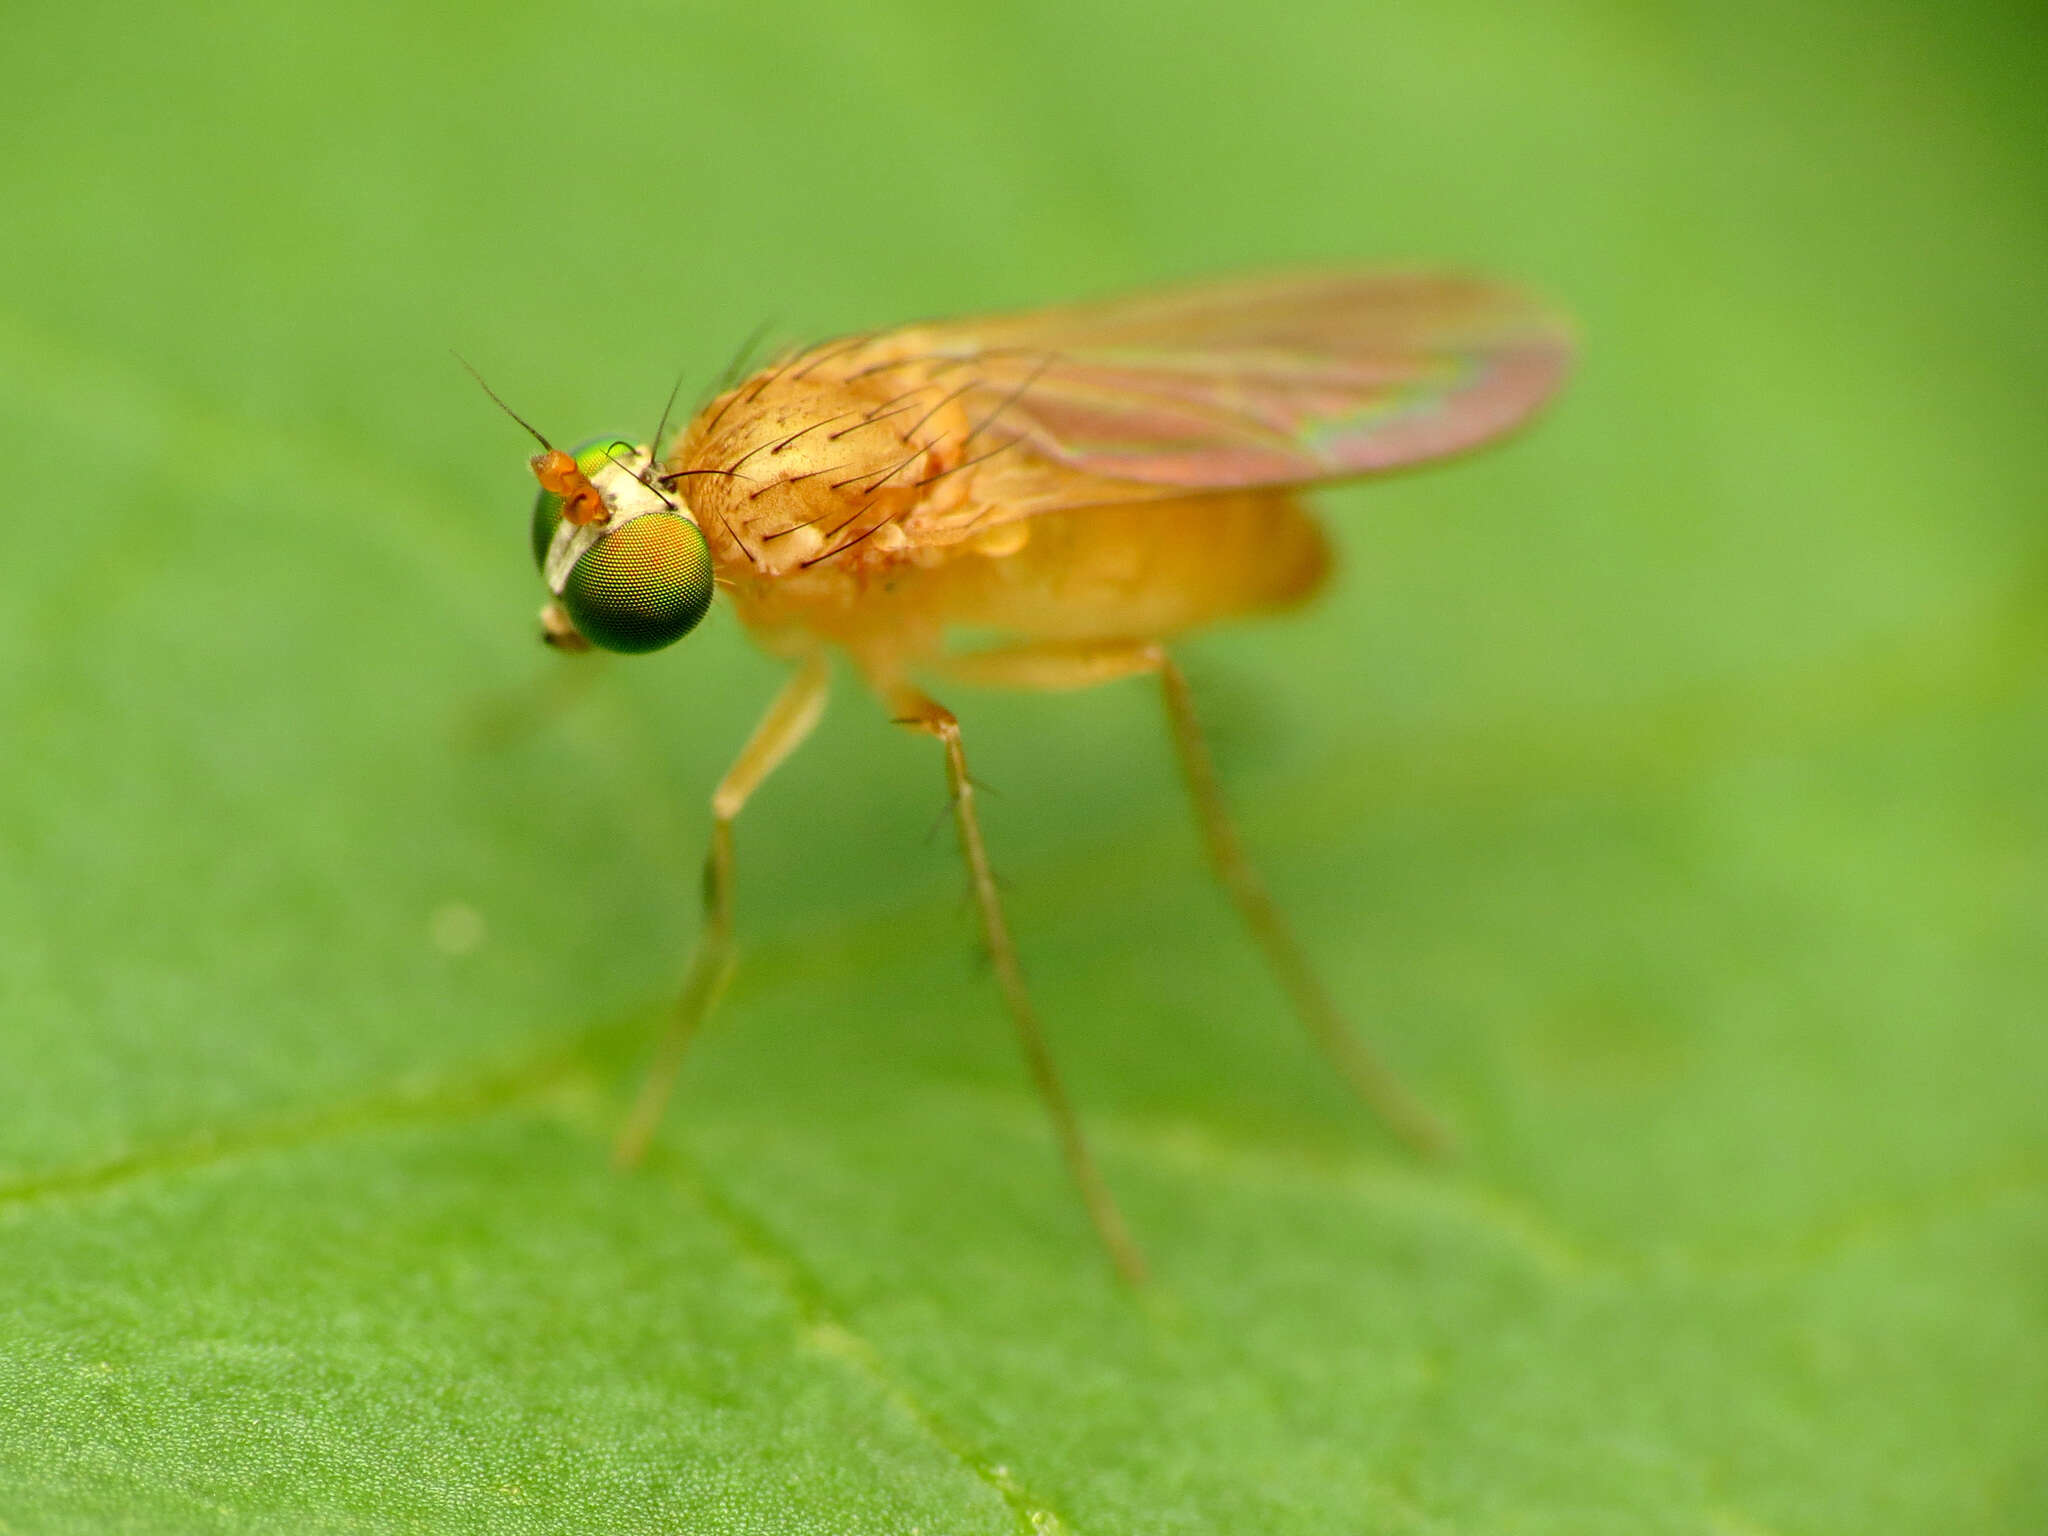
top-left (614, 652), bottom-right (831, 1166)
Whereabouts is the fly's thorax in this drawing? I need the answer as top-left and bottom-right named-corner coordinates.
top-left (676, 366), bottom-right (980, 576)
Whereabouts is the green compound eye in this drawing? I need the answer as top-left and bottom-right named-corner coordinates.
top-left (530, 437), bottom-right (635, 570)
top-left (560, 513), bottom-right (715, 653)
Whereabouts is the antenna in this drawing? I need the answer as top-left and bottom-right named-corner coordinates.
top-left (455, 352), bottom-right (554, 452)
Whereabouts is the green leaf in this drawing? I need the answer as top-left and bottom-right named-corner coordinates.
top-left (2, 0), bottom-right (2043, 1531)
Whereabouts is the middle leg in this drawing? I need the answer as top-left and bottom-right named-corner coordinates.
top-left (884, 681), bottom-right (1149, 1286)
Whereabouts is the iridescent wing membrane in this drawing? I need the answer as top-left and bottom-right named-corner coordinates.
top-left (916, 270), bottom-right (1573, 490)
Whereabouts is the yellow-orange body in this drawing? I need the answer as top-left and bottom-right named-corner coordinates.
top-left (560, 271), bottom-right (1572, 1280)
top-left (668, 335), bottom-right (1330, 682)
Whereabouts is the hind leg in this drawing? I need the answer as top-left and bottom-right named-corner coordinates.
top-left (936, 640), bottom-right (1451, 1155)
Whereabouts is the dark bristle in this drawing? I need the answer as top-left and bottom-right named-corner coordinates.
top-left (902, 379), bottom-right (976, 441)
top-left (801, 505), bottom-right (899, 567)
top-left (907, 433), bottom-right (1021, 488)
top-left (662, 465), bottom-right (758, 484)
top-left (738, 345), bottom-right (808, 408)
top-left (788, 332), bottom-right (875, 381)
top-left (964, 351), bottom-right (1055, 448)
top-left (770, 411), bottom-right (858, 455)
top-left (749, 461), bottom-right (849, 503)
top-left (760, 506), bottom-right (835, 540)
top-left (645, 367), bottom-right (691, 461)
top-left (596, 442), bottom-right (676, 508)
top-left (831, 443), bottom-right (924, 494)
top-left (725, 436), bottom-right (778, 475)
top-left (714, 508), bottom-right (758, 564)
top-left (831, 382), bottom-right (941, 440)
top-left (697, 318), bottom-right (777, 439)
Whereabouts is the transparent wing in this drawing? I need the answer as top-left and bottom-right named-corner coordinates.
top-left (913, 269), bottom-right (1573, 489)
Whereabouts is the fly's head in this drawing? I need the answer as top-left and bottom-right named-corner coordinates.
top-left (464, 358), bottom-right (714, 655)
top-left (527, 437), bottom-right (713, 654)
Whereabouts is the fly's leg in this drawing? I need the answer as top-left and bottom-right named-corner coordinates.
top-left (1154, 654), bottom-right (1452, 1155)
top-left (614, 652), bottom-right (832, 1167)
top-left (886, 683), bottom-right (1149, 1286)
top-left (939, 640), bottom-right (1452, 1156)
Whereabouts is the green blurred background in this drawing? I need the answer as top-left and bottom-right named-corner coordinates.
top-left (2, 0), bottom-right (2043, 1531)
